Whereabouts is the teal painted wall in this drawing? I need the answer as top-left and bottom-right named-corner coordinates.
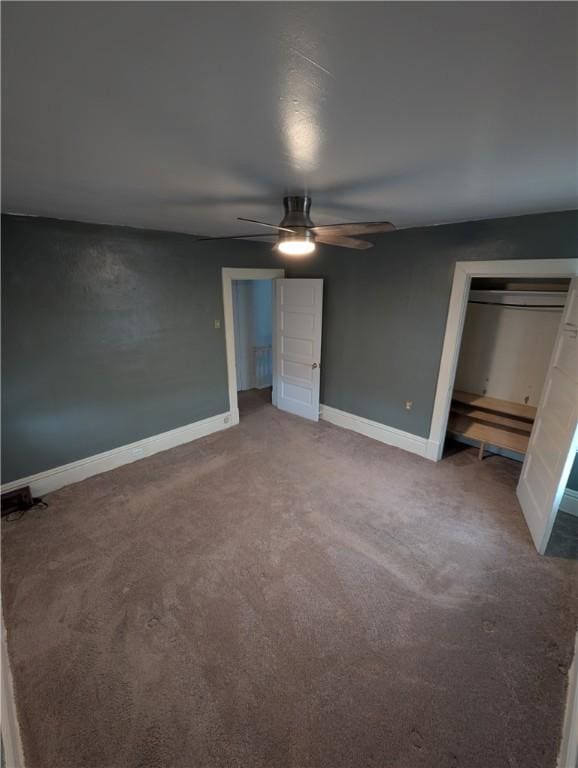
top-left (1, 215), bottom-right (278, 482)
top-left (286, 209), bottom-right (578, 438)
top-left (2, 209), bottom-right (577, 482)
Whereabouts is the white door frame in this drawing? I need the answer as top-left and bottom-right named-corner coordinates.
top-left (428, 258), bottom-right (578, 461)
top-left (222, 267), bottom-right (285, 425)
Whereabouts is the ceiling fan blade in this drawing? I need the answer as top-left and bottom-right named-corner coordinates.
top-left (195, 233), bottom-right (278, 242)
top-left (237, 217), bottom-right (295, 233)
top-left (312, 221), bottom-right (395, 238)
top-left (315, 234), bottom-right (373, 250)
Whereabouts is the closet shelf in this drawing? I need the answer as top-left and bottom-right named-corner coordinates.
top-left (448, 391), bottom-right (537, 459)
top-left (450, 403), bottom-right (533, 433)
top-left (452, 390), bottom-right (536, 421)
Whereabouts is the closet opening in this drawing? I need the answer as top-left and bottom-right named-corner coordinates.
top-left (441, 274), bottom-right (578, 556)
top-left (445, 276), bottom-right (570, 462)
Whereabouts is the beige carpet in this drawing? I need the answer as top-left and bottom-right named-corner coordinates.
top-left (3, 389), bottom-right (577, 768)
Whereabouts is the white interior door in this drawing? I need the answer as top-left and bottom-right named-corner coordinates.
top-left (273, 278), bottom-right (323, 421)
top-left (517, 278), bottom-right (578, 553)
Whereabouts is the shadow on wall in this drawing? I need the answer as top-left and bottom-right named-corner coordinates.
top-left (454, 302), bottom-right (502, 397)
top-left (455, 300), bottom-right (562, 406)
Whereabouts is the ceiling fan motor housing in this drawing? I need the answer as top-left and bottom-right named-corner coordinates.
top-left (279, 195), bottom-right (315, 246)
top-left (280, 196), bottom-right (314, 228)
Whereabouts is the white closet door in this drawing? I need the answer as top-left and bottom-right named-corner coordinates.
top-left (273, 279), bottom-right (323, 421)
top-left (517, 278), bottom-right (578, 552)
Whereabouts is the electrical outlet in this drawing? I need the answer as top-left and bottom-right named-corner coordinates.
top-left (214, 319), bottom-right (221, 329)
top-left (404, 400), bottom-right (413, 411)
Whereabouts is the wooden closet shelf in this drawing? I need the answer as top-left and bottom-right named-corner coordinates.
top-left (448, 391), bottom-right (536, 459)
top-left (447, 414), bottom-right (530, 454)
top-left (450, 402), bottom-right (534, 434)
top-left (452, 390), bottom-right (536, 421)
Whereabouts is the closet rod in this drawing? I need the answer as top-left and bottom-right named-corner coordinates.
top-left (468, 300), bottom-right (564, 310)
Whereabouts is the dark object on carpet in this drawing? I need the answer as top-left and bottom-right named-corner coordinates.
top-left (1, 486), bottom-right (33, 517)
top-left (2, 390), bottom-right (577, 768)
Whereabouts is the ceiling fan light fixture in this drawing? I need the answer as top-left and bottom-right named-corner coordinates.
top-left (277, 237), bottom-right (316, 256)
top-left (198, 194), bottom-right (394, 251)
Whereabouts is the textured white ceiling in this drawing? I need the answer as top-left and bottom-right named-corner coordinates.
top-left (2, 2), bottom-right (577, 236)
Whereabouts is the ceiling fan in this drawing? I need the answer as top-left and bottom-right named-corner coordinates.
top-left (196, 195), bottom-right (395, 255)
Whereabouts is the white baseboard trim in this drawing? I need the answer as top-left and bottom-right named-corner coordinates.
top-left (558, 632), bottom-right (578, 768)
top-left (424, 439), bottom-right (442, 461)
top-left (1, 612), bottom-right (25, 767)
top-left (320, 404), bottom-right (431, 459)
top-left (1, 412), bottom-right (232, 498)
top-left (559, 489), bottom-right (578, 518)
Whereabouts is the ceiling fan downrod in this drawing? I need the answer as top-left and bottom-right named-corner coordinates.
top-left (279, 196), bottom-right (315, 230)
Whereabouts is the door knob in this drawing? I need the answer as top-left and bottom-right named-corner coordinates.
top-left (312, 362), bottom-right (319, 369)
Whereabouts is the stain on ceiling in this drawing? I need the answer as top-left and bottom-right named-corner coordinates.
top-left (2, 1), bottom-right (577, 236)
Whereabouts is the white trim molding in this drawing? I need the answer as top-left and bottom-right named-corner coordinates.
top-left (559, 488), bottom-right (578, 518)
top-left (428, 258), bottom-right (578, 462)
top-left (320, 404), bottom-right (430, 458)
top-left (1, 612), bottom-right (25, 768)
top-left (222, 267), bottom-right (285, 426)
top-left (1, 412), bottom-right (231, 498)
top-left (558, 631), bottom-right (578, 768)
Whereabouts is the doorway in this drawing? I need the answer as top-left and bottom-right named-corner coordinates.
top-left (233, 279), bottom-right (274, 393)
top-left (222, 268), bottom-right (324, 425)
top-left (222, 268), bottom-right (285, 425)
top-left (429, 258), bottom-right (578, 553)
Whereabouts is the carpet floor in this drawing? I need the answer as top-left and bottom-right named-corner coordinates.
top-left (2, 389), bottom-right (577, 768)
